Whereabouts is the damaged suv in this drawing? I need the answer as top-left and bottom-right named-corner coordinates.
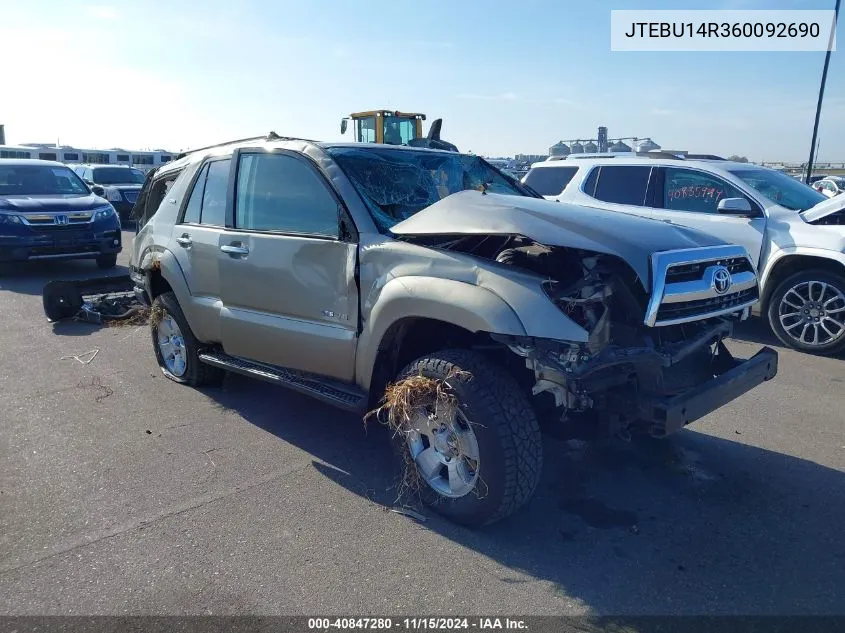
top-left (130, 134), bottom-right (777, 526)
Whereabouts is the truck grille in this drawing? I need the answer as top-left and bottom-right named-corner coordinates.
top-left (645, 246), bottom-right (760, 327)
top-left (664, 257), bottom-right (754, 283)
top-left (655, 287), bottom-right (759, 322)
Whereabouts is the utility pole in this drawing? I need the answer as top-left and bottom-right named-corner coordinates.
top-left (806, 0), bottom-right (841, 184)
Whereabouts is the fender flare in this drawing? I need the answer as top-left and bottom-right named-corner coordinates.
top-left (355, 276), bottom-right (527, 390)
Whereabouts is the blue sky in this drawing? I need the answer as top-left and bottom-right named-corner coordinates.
top-left (0, 0), bottom-right (841, 161)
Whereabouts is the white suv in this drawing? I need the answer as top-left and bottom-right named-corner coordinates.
top-left (523, 154), bottom-right (845, 355)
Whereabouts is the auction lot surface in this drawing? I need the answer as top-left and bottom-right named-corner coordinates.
top-left (2, 231), bottom-right (844, 616)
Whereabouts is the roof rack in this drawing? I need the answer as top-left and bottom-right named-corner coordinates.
top-left (174, 131), bottom-right (317, 160)
top-left (684, 154), bottom-right (727, 161)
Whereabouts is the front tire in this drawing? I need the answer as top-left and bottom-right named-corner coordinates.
top-left (390, 349), bottom-right (542, 527)
top-left (151, 292), bottom-right (224, 386)
top-left (768, 269), bottom-right (845, 355)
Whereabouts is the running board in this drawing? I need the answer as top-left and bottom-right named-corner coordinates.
top-left (198, 352), bottom-right (367, 413)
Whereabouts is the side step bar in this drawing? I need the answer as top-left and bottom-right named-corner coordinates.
top-left (198, 352), bottom-right (367, 413)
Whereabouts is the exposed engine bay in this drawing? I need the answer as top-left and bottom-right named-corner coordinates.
top-left (406, 233), bottom-right (766, 438)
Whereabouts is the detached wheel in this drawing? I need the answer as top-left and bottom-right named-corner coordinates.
top-left (391, 349), bottom-right (542, 526)
top-left (96, 253), bottom-right (118, 269)
top-left (151, 292), bottom-right (224, 386)
top-left (768, 269), bottom-right (845, 355)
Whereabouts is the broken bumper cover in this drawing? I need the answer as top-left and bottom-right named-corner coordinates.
top-left (638, 346), bottom-right (778, 436)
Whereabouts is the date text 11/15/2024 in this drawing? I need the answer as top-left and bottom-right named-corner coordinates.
top-left (308, 618), bottom-right (528, 630)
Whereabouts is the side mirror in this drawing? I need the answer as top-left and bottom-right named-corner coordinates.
top-left (340, 119), bottom-right (348, 135)
top-left (91, 185), bottom-right (105, 197)
top-left (717, 197), bottom-right (753, 215)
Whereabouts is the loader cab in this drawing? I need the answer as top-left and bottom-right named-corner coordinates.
top-left (341, 110), bottom-right (426, 145)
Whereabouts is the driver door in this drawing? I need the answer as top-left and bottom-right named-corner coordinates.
top-left (217, 149), bottom-right (359, 382)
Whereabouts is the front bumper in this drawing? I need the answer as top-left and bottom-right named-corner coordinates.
top-left (0, 229), bottom-right (122, 262)
top-left (638, 345), bottom-right (778, 436)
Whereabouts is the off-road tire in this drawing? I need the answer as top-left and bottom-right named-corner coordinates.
top-left (767, 269), bottom-right (845, 356)
top-left (151, 292), bottom-right (224, 387)
top-left (96, 253), bottom-right (118, 269)
top-left (391, 349), bottom-right (543, 526)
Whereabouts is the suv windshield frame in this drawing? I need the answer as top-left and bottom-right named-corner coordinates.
top-left (327, 146), bottom-right (536, 232)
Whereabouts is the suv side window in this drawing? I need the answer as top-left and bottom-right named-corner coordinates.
top-left (522, 166), bottom-right (579, 196)
top-left (182, 164), bottom-right (208, 224)
top-left (234, 152), bottom-right (338, 237)
top-left (199, 159), bottom-right (230, 226)
top-left (589, 165), bottom-right (652, 206)
top-left (663, 167), bottom-right (749, 214)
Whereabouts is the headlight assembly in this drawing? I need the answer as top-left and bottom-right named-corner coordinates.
top-left (94, 206), bottom-right (116, 221)
top-left (0, 213), bottom-right (22, 225)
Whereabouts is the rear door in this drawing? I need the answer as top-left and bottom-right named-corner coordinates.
top-left (169, 157), bottom-right (231, 340)
top-left (216, 148), bottom-right (359, 381)
top-left (649, 166), bottom-right (767, 264)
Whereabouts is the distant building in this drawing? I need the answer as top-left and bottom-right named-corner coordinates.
top-left (0, 140), bottom-right (176, 172)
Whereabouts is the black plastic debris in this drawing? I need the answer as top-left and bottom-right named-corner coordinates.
top-left (42, 275), bottom-right (144, 324)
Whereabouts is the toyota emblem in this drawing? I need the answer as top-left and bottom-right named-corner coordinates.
top-left (712, 267), bottom-right (732, 295)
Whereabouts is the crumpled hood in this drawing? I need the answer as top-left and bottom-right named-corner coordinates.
top-left (0, 194), bottom-right (107, 212)
top-left (390, 191), bottom-right (727, 283)
top-left (800, 193), bottom-right (845, 223)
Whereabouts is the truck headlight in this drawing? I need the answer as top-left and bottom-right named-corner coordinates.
top-left (0, 213), bottom-right (22, 224)
top-left (94, 205), bottom-right (116, 221)
top-left (104, 187), bottom-right (123, 202)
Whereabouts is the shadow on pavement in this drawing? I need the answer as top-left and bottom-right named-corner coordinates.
top-left (730, 317), bottom-right (782, 348)
top-left (206, 373), bottom-right (845, 615)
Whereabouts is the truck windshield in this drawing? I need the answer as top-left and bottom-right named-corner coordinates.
top-left (328, 146), bottom-right (530, 231)
top-left (92, 167), bottom-right (145, 185)
top-left (729, 167), bottom-right (826, 211)
top-left (0, 164), bottom-right (89, 196)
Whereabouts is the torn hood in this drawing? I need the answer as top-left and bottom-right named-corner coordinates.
top-left (390, 191), bottom-right (726, 283)
top-left (800, 194), bottom-right (845, 223)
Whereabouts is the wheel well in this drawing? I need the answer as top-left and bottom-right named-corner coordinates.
top-left (763, 255), bottom-right (845, 310)
top-left (368, 318), bottom-right (490, 408)
top-left (148, 270), bottom-right (173, 300)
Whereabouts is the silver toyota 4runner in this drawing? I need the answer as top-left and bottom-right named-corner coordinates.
top-left (129, 134), bottom-right (777, 526)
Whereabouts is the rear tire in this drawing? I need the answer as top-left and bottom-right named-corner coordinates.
top-left (389, 349), bottom-right (542, 526)
top-left (767, 269), bottom-right (845, 356)
top-left (151, 292), bottom-right (224, 387)
top-left (96, 253), bottom-right (118, 269)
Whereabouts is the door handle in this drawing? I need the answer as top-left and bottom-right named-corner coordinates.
top-left (220, 244), bottom-right (249, 256)
top-left (175, 234), bottom-right (192, 247)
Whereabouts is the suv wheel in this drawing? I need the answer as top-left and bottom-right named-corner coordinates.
top-left (151, 292), bottom-right (224, 386)
top-left (390, 349), bottom-right (542, 526)
top-left (768, 269), bottom-right (845, 355)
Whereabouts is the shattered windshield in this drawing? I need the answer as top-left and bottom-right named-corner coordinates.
top-left (328, 146), bottom-right (530, 231)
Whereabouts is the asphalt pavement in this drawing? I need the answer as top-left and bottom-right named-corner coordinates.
top-left (1, 231), bottom-right (844, 615)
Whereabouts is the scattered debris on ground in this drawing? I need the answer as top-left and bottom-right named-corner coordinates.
top-left (43, 275), bottom-right (149, 327)
top-left (60, 349), bottom-right (100, 365)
